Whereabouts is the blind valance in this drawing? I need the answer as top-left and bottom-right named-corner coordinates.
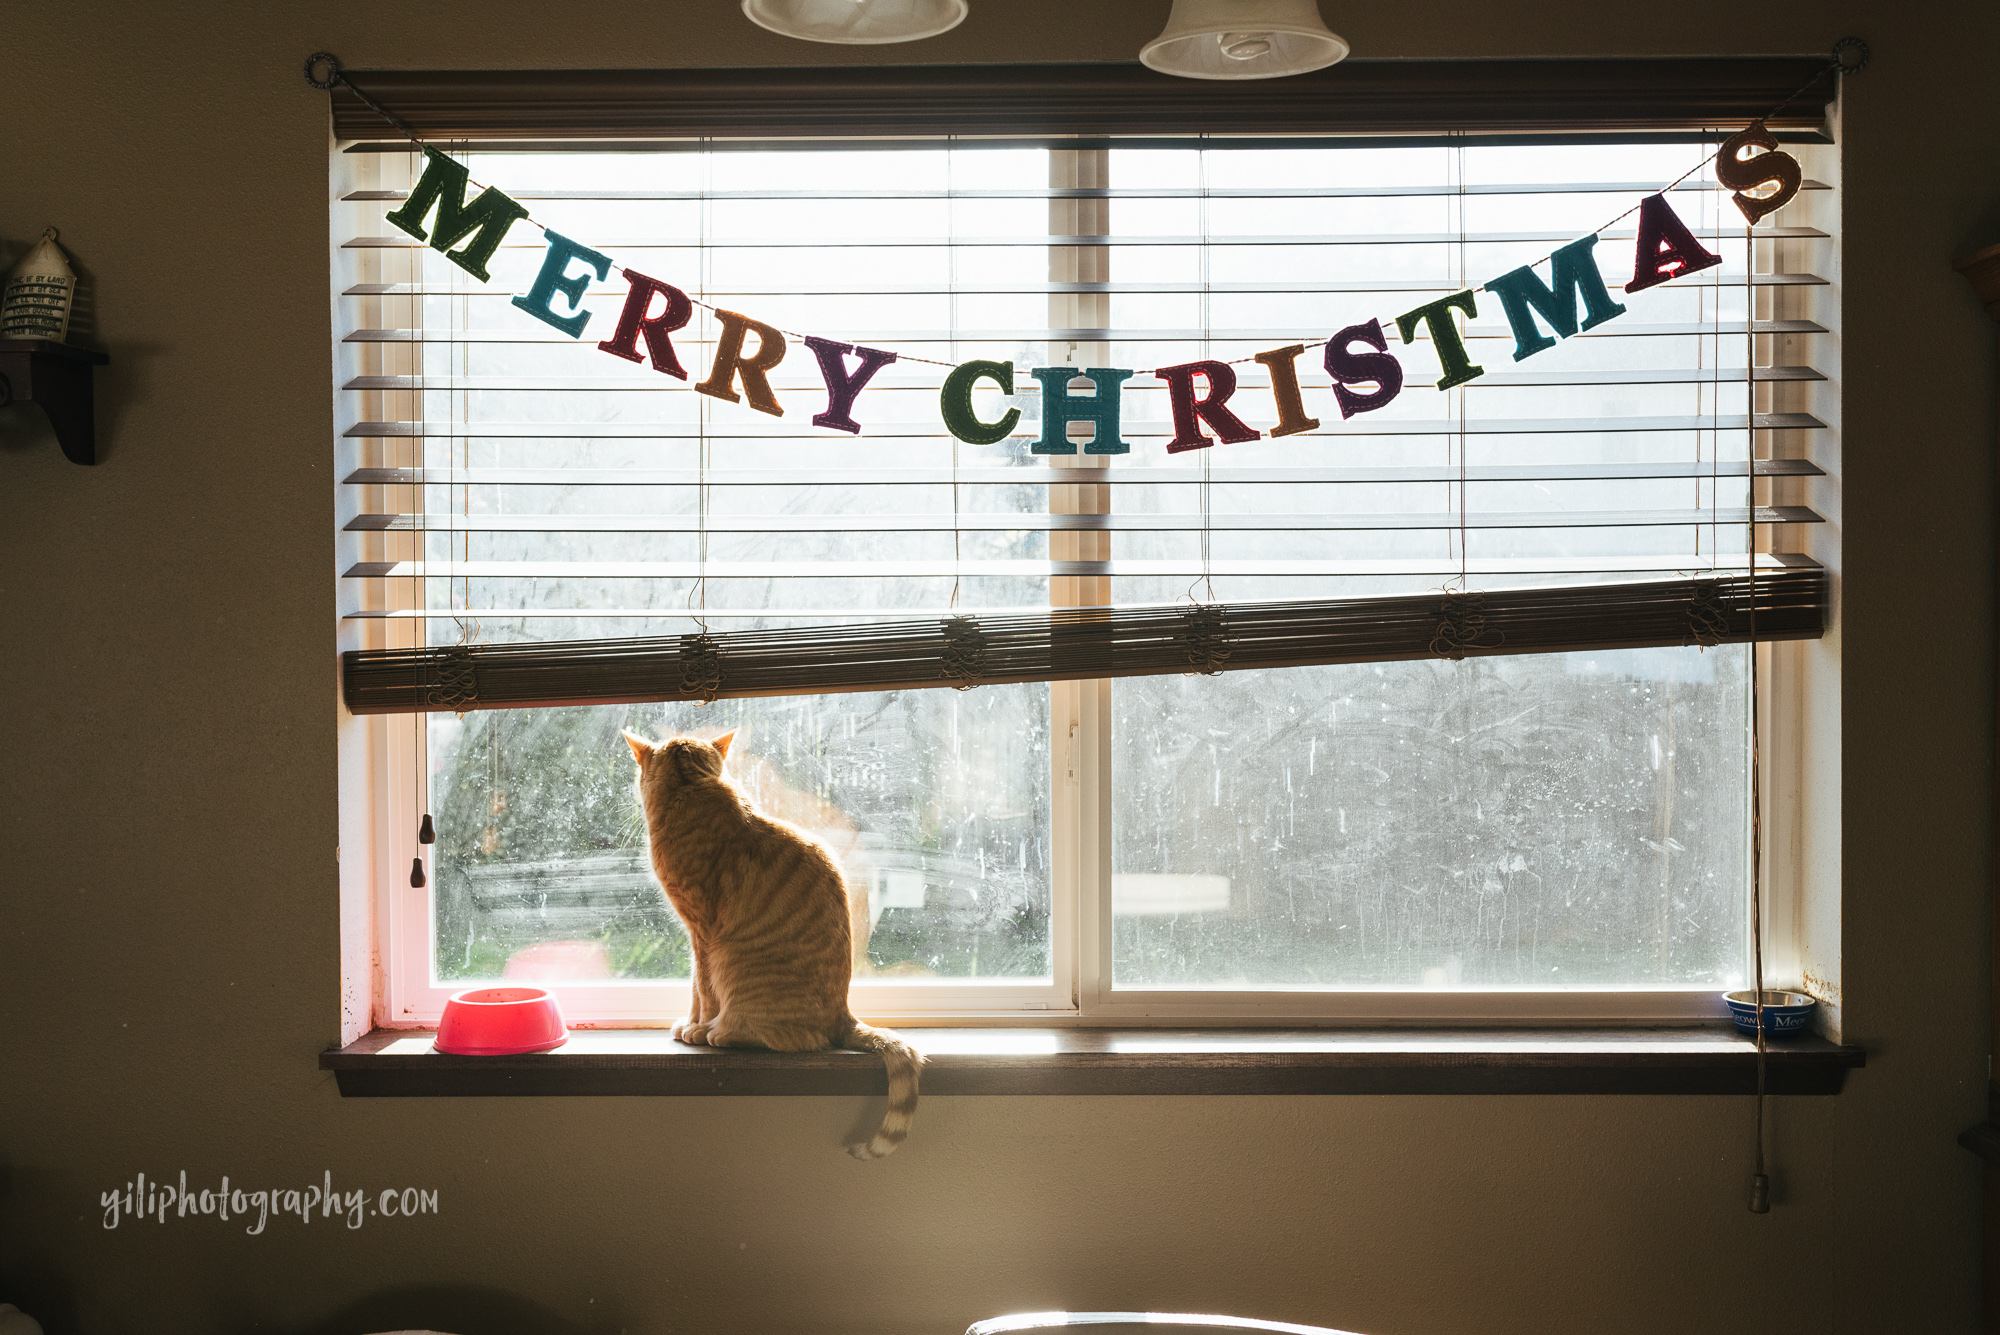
top-left (329, 58), bottom-right (1839, 144)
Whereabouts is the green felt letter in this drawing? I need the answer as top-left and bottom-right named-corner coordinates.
top-left (1395, 290), bottom-right (1485, 391)
top-left (384, 147), bottom-right (531, 283)
top-left (940, 360), bottom-right (1021, 445)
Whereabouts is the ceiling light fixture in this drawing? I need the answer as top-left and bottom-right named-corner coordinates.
top-left (741, 0), bottom-right (968, 44)
top-left (1140, 0), bottom-right (1350, 80)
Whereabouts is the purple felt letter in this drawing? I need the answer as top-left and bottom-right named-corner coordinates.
top-left (1324, 318), bottom-right (1404, 419)
top-left (803, 336), bottom-right (899, 434)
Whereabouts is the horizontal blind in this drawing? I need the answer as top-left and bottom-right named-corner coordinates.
top-left (343, 567), bottom-right (1827, 715)
top-left (335, 136), bottom-right (1831, 708)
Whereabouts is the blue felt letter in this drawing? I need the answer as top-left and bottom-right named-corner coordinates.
top-left (1030, 367), bottom-right (1134, 455)
top-left (511, 231), bottom-right (613, 339)
top-left (1482, 235), bottom-right (1627, 361)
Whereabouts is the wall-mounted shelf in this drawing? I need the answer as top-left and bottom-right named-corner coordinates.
top-left (0, 338), bottom-right (109, 465)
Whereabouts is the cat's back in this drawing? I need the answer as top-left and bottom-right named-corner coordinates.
top-left (659, 783), bottom-right (846, 910)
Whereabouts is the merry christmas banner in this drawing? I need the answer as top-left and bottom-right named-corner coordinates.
top-left (374, 123), bottom-right (1804, 454)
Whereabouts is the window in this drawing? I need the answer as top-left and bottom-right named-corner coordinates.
top-left (335, 77), bottom-right (1836, 1029)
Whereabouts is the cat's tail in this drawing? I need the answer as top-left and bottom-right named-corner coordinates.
top-left (840, 1018), bottom-right (925, 1160)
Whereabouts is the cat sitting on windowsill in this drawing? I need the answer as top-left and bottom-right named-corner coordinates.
top-left (626, 729), bottom-right (925, 1159)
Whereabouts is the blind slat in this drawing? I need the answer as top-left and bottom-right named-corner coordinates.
top-left (342, 367), bottom-right (1824, 394)
top-left (345, 412), bottom-right (1828, 439)
top-left (331, 224), bottom-right (1831, 247)
top-left (328, 263), bottom-right (1829, 295)
top-left (343, 460), bottom-right (1823, 488)
top-left (342, 554), bottom-right (1810, 581)
top-left (341, 320), bottom-right (1830, 343)
top-left (343, 179), bottom-right (1832, 204)
top-left (345, 506), bottom-right (1821, 535)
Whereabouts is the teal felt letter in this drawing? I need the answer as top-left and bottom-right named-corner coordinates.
top-left (383, 147), bottom-right (530, 283)
top-left (1030, 367), bottom-right (1134, 455)
top-left (1394, 291), bottom-right (1485, 391)
top-left (1482, 235), bottom-right (1627, 361)
top-left (511, 231), bottom-right (613, 339)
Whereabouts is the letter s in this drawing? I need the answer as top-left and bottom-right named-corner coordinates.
top-left (1714, 120), bottom-right (1802, 226)
top-left (1325, 318), bottom-right (1404, 419)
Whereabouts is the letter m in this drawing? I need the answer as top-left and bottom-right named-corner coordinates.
top-left (1482, 234), bottom-right (1627, 362)
top-left (384, 147), bottom-right (530, 283)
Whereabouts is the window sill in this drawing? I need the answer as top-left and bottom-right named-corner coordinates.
top-left (322, 1026), bottom-right (1864, 1097)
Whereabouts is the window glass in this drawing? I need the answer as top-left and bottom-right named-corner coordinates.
top-left (429, 687), bottom-right (1052, 983)
top-left (363, 137), bottom-right (1784, 1001)
top-left (1111, 647), bottom-right (1747, 988)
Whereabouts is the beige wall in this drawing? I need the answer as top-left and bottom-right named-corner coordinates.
top-left (2, 3), bottom-right (1995, 1332)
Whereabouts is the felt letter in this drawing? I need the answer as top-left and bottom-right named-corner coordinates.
top-left (1394, 291), bottom-right (1484, 391)
top-left (1482, 235), bottom-right (1628, 361)
top-left (596, 269), bottom-right (694, 377)
top-left (1253, 344), bottom-right (1320, 437)
top-left (696, 310), bottom-right (788, 417)
top-left (1324, 318), bottom-right (1404, 418)
top-left (1154, 359), bottom-right (1262, 453)
top-left (510, 231), bottom-right (612, 339)
top-left (1625, 193), bottom-right (1724, 294)
top-left (803, 336), bottom-right (898, 434)
top-left (1714, 120), bottom-right (1803, 226)
top-left (384, 147), bottom-right (530, 283)
top-left (1030, 367), bottom-right (1134, 455)
top-left (940, 359), bottom-right (1021, 445)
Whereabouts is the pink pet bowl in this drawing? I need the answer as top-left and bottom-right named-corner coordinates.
top-left (434, 986), bottom-right (569, 1055)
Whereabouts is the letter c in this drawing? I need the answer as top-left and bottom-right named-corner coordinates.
top-left (940, 360), bottom-right (1021, 445)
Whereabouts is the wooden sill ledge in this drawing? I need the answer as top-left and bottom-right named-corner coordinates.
top-left (322, 1026), bottom-right (1864, 1098)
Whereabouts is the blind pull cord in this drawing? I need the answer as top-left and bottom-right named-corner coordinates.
top-left (409, 142), bottom-right (432, 890)
top-left (1746, 221), bottom-right (1769, 1215)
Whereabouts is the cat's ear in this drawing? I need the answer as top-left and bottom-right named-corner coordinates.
top-left (623, 730), bottom-right (655, 765)
top-left (710, 729), bottom-right (737, 761)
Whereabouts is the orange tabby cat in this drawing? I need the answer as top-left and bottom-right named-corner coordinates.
top-left (624, 728), bottom-right (924, 1159)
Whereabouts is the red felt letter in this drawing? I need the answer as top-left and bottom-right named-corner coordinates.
top-left (1154, 360), bottom-right (1261, 454)
top-left (596, 269), bottom-right (694, 379)
top-left (1625, 194), bottom-right (1724, 294)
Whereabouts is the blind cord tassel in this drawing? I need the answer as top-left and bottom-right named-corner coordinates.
top-left (409, 855), bottom-right (427, 889)
top-left (418, 813), bottom-right (435, 844)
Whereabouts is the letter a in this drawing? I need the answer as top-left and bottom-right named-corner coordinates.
top-left (1625, 194), bottom-right (1723, 294)
top-left (384, 147), bottom-right (530, 283)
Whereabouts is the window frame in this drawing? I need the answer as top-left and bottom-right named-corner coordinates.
top-left (334, 74), bottom-right (1840, 1037)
